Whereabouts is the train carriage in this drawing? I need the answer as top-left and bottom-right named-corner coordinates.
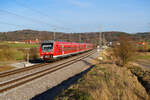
top-left (40, 40), bottom-right (93, 61)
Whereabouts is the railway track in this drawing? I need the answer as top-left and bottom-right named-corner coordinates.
top-left (0, 50), bottom-right (93, 78)
top-left (0, 63), bottom-right (49, 78)
top-left (0, 50), bottom-right (95, 93)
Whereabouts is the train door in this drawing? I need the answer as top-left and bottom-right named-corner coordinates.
top-left (62, 44), bottom-right (64, 55)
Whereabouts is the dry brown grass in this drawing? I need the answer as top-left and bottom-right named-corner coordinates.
top-left (55, 49), bottom-right (150, 100)
top-left (0, 66), bottom-right (14, 72)
top-left (129, 66), bottom-right (150, 95)
top-left (0, 45), bottom-right (24, 61)
top-left (0, 61), bottom-right (15, 72)
top-left (55, 63), bottom-right (149, 100)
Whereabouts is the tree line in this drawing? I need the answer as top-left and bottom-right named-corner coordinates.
top-left (0, 29), bottom-right (149, 45)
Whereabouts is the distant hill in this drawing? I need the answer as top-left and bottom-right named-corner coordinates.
top-left (0, 30), bottom-right (150, 44)
top-left (133, 32), bottom-right (150, 41)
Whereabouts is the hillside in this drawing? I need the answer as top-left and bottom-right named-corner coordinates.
top-left (0, 30), bottom-right (150, 44)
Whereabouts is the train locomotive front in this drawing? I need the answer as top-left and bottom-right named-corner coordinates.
top-left (40, 41), bottom-right (54, 60)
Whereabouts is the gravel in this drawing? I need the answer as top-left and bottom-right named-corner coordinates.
top-left (0, 51), bottom-right (98, 100)
top-left (0, 51), bottom-right (93, 82)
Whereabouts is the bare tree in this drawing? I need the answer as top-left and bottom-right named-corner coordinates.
top-left (113, 36), bottom-right (136, 66)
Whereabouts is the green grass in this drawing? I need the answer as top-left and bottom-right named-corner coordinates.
top-left (0, 42), bottom-right (40, 61)
top-left (7, 43), bottom-right (40, 48)
top-left (14, 50), bottom-right (25, 60)
top-left (0, 42), bottom-right (40, 72)
top-left (137, 45), bottom-right (150, 52)
top-left (135, 53), bottom-right (150, 60)
top-left (0, 42), bottom-right (40, 48)
top-left (0, 47), bottom-right (22, 61)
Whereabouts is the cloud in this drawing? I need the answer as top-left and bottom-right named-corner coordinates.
top-left (69, 0), bottom-right (93, 8)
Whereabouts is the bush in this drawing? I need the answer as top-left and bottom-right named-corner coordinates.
top-left (113, 36), bottom-right (136, 66)
top-left (29, 48), bottom-right (39, 60)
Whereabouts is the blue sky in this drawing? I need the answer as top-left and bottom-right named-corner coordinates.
top-left (0, 0), bottom-right (149, 33)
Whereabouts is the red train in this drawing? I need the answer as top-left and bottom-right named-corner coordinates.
top-left (40, 40), bottom-right (93, 61)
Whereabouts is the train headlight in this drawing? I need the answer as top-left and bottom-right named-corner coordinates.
top-left (40, 56), bottom-right (43, 59)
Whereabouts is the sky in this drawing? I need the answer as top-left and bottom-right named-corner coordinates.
top-left (0, 0), bottom-right (149, 33)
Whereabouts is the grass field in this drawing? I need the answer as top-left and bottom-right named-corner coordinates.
top-left (0, 42), bottom-right (40, 60)
top-left (55, 64), bottom-right (149, 100)
top-left (55, 50), bottom-right (150, 100)
top-left (129, 66), bottom-right (150, 95)
top-left (0, 66), bottom-right (14, 72)
top-left (0, 42), bottom-right (40, 48)
top-left (137, 45), bottom-right (150, 52)
top-left (136, 53), bottom-right (150, 60)
top-left (0, 42), bottom-right (40, 71)
top-left (0, 61), bottom-right (15, 72)
top-left (133, 52), bottom-right (150, 69)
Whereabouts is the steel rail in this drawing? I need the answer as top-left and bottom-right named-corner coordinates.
top-left (0, 50), bottom-right (95, 93)
top-left (0, 50), bottom-right (93, 78)
top-left (0, 63), bottom-right (49, 78)
top-left (0, 50), bottom-right (94, 86)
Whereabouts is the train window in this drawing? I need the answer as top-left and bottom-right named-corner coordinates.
top-left (64, 46), bottom-right (72, 51)
top-left (41, 43), bottom-right (53, 52)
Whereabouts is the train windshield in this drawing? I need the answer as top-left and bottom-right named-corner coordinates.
top-left (41, 43), bottom-right (53, 52)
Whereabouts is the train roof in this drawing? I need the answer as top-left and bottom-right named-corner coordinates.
top-left (42, 40), bottom-right (54, 43)
top-left (42, 40), bottom-right (92, 45)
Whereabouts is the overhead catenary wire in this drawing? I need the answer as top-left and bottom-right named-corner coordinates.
top-left (0, 2), bottom-right (74, 33)
top-left (0, 20), bottom-right (36, 29)
top-left (0, 9), bottom-right (72, 32)
top-left (10, 0), bottom-right (72, 32)
top-left (13, 0), bottom-right (64, 26)
top-left (0, 9), bottom-right (56, 27)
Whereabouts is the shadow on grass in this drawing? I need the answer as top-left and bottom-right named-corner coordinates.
top-left (31, 60), bottom-right (94, 100)
top-left (130, 67), bottom-right (150, 95)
